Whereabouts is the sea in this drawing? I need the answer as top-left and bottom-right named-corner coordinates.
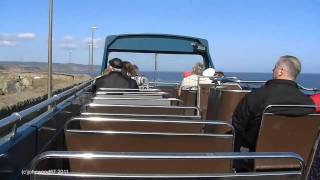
top-left (140, 71), bottom-right (320, 90)
top-left (91, 69), bottom-right (320, 90)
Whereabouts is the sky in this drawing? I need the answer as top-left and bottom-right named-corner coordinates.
top-left (0, 0), bottom-right (319, 73)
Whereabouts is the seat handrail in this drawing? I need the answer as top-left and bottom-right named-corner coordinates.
top-left (65, 129), bottom-right (234, 138)
top-left (71, 117), bottom-right (229, 125)
top-left (263, 104), bottom-right (319, 114)
top-left (87, 104), bottom-right (199, 109)
top-left (98, 88), bottom-right (161, 91)
top-left (30, 151), bottom-right (305, 179)
top-left (149, 81), bottom-right (180, 86)
top-left (95, 91), bottom-right (167, 95)
top-left (91, 97), bottom-right (182, 101)
top-left (65, 117), bottom-right (234, 133)
top-left (31, 151), bottom-right (304, 164)
top-left (86, 104), bottom-right (201, 116)
top-left (81, 112), bottom-right (201, 119)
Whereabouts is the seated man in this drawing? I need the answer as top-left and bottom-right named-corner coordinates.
top-left (232, 55), bottom-right (315, 154)
top-left (95, 58), bottom-right (138, 90)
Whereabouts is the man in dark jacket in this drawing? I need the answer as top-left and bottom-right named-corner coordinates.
top-left (94, 58), bottom-right (138, 90)
top-left (232, 55), bottom-right (315, 154)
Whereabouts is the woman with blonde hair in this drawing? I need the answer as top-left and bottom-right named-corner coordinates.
top-left (180, 62), bottom-right (211, 88)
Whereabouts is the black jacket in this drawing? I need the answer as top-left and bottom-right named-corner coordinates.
top-left (232, 79), bottom-right (315, 151)
top-left (94, 71), bottom-right (138, 90)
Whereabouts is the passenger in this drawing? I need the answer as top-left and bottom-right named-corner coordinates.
top-left (214, 71), bottom-right (225, 78)
top-left (183, 71), bottom-right (192, 78)
top-left (95, 58), bottom-right (138, 90)
top-left (122, 61), bottom-right (134, 77)
top-left (310, 93), bottom-right (320, 112)
top-left (202, 68), bottom-right (216, 78)
top-left (131, 64), bottom-right (149, 87)
top-left (130, 64), bottom-right (139, 77)
top-left (180, 63), bottom-right (209, 90)
top-left (211, 71), bottom-right (225, 85)
top-left (232, 55), bottom-right (315, 153)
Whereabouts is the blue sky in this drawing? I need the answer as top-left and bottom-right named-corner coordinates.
top-left (0, 0), bottom-right (319, 73)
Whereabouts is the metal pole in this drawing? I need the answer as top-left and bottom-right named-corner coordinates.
top-left (153, 53), bottom-right (158, 86)
top-left (91, 26), bottom-right (96, 76)
top-left (47, 0), bottom-right (53, 105)
top-left (197, 76), bottom-right (200, 116)
top-left (88, 44), bottom-right (91, 75)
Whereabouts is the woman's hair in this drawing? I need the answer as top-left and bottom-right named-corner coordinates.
top-left (192, 62), bottom-right (204, 75)
top-left (122, 61), bottom-right (133, 76)
top-left (131, 64), bottom-right (139, 77)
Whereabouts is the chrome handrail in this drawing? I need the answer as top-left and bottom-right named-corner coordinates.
top-left (263, 104), bottom-right (319, 114)
top-left (0, 79), bottom-right (94, 138)
top-left (95, 91), bottom-right (168, 95)
top-left (91, 97), bottom-right (181, 101)
top-left (66, 118), bottom-right (234, 133)
top-left (86, 103), bottom-right (201, 117)
top-left (149, 81), bottom-right (180, 86)
top-left (87, 104), bottom-right (199, 109)
top-left (30, 151), bottom-right (305, 179)
top-left (98, 88), bottom-right (161, 91)
top-left (81, 112), bottom-right (201, 119)
top-left (31, 151), bottom-right (304, 163)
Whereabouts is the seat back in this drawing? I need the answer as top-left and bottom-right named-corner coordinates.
top-left (65, 120), bottom-right (234, 172)
top-left (85, 104), bottom-right (199, 116)
top-left (199, 83), bottom-right (242, 120)
top-left (199, 84), bottom-right (211, 119)
top-left (255, 113), bottom-right (320, 170)
top-left (65, 133), bottom-right (233, 173)
top-left (30, 151), bottom-right (304, 180)
top-left (158, 87), bottom-right (180, 99)
top-left (179, 90), bottom-right (197, 106)
top-left (179, 90), bottom-right (197, 115)
top-left (205, 88), bottom-right (249, 133)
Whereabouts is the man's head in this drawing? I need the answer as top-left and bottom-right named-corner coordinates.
top-left (273, 55), bottom-right (301, 80)
top-left (106, 58), bottom-right (123, 73)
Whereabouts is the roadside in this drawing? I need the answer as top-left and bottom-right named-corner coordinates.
top-left (0, 71), bottom-right (91, 119)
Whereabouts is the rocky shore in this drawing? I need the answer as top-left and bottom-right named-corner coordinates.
top-left (0, 70), bottom-right (91, 119)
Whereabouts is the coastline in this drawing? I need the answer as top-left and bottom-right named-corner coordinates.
top-left (0, 70), bottom-right (91, 119)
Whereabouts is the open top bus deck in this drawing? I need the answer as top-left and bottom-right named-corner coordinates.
top-left (0, 34), bottom-right (319, 180)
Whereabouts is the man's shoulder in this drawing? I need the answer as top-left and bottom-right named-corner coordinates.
top-left (96, 74), bottom-right (109, 81)
top-left (246, 85), bottom-right (268, 97)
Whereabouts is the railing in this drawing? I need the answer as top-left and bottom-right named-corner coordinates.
top-left (263, 104), bottom-right (320, 114)
top-left (0, 79), bottom-right (94, 139)
top-left (30, 151), bottom-right (305, 179)
top-left (98, 88), bottom-right (161, 92)
top-left (149, 81), bottom-right (180, 86)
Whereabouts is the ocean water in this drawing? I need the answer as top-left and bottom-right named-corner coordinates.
top-left (141, 71), bottom-right (320, 89)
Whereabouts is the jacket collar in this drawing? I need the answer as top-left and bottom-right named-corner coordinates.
top-left (265, 79), bottom-right (298, 88)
